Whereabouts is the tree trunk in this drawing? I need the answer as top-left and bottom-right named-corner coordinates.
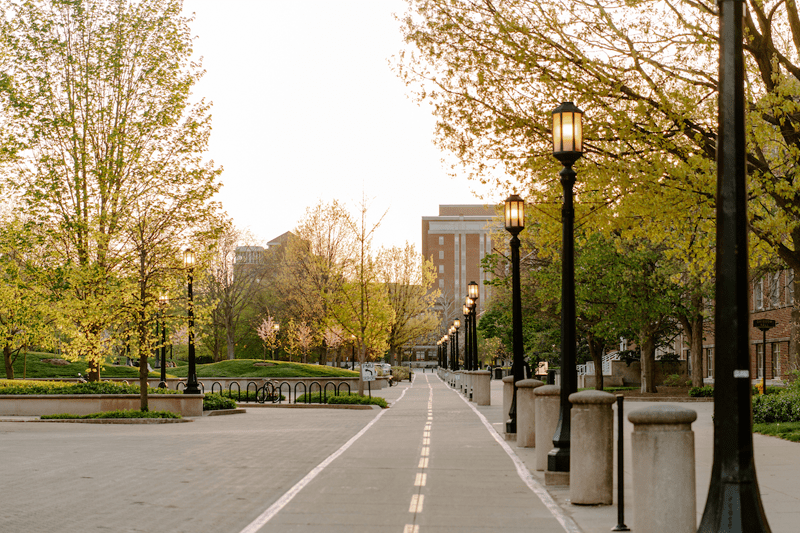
top-left (640, 331), bottom-right (658, 393)
top-left (357, 344), bottom-right (366, 395)
top-left (4, 343), bottom-right (14, 379)
top-left (587, 335), bottom-right (604, 390)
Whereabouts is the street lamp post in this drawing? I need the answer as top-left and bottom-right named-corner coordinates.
top-left (753, 319), bottom-right (776, 394)
top-left (463, 303), bottom-right (471, 370)
top-left (454, 320), bottom-right (461, 370)
top-left (548, 102), bottom-right (583, 472)
top-left (183, 248), bottom-right (200, 395)
top-left (449, 327), bottom-right (456, 371)
top-left (272, 323), bottom-right (280, 360)
top-left (504, 194), bottom-right (525, 434)
top-left (158, 294), bottom-right (168, 388)
top-left (351, 335), bottom-right (356, 370)
top-left (469, 281), bottom-right (480, 370)
top-left (698, 0), bottom-right (771, 529)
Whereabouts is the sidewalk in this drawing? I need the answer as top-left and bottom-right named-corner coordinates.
top-left (0, 371), bottom-right (796, 532)
top-left (470, 376), bottom-right (800, 533)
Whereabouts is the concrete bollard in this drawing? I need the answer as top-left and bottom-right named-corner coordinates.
top-left (473, 370), bottom-right (491, 405)
top-left (568, 390), bottom-right (616, 504)
top-left (502, 375), bottom-right (515, 430)
top-left (516, 379), bottom-right (545, 448)
top-left (534, 385), bottom-right (560, 471)
top-left (628, 404), bottom-right (697, 533)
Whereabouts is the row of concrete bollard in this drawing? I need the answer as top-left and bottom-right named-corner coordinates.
top-left (438, 369), bottom-right (492, 406)
top-left (503, 376), bottom-right (698, 533)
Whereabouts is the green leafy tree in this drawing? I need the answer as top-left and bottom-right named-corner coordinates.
top-left (0, 0), bottom-right (222, 407)
top-left (379, 243), bottom-right (440, 366)
top-left (397, 0), bottom-right (800, 364)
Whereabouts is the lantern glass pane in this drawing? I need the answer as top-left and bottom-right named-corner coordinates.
top-left (575, 113), bottom-right (583, 152)
top-left (183, 248), bottom-right (195, 268)
top-left (468, 282), bottom-right (479, 299)
top-left (553, 113), bottom-right (561, 152)
top-left (562, 112), bottom-right (574, 152)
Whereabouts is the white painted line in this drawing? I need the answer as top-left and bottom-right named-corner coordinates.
top-left (423, 431), bottom-right (430, 437)
top-left (420, 447), bottom-right (430, 456)
top-left (409, 494), bottom-right (419, 512)
top-left (439, 375), bottom-right (581, 533)
top-left (403, 525), bottom-right (419, 533)
top-left (418, 457), bottom-right (429, 468)
top-left (414, 473), bottom-right (427, 486)
top-left (422, 437), bottom-right (430, 445)
top-left (238, 385), bottom-right (411, 533)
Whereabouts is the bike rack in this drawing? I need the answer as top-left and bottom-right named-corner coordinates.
top-left (275, 381), bottom-right (291, 404)
top-left (336, 382), bottom-right (351, 395)
top-left (230, 381), bottom-right (242, 402)
top-left (176, 381), bottom-right (186, 391)
top-left (294, 382), bottom-right (307, 404)
top-left (324, 381), bottom-right (337, 402)
top-left (246, 381), bottom-right (259, 403)
top-left (262, 381), bottom-right (279, 403)
top-left (307, 381), bottom-right (322, 404)
top-left (211, 382), bottom-right (222, 395)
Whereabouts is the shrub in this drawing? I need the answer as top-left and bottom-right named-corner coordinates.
top-left (0, 380), bottom-right (180, 395)
top-left (195, 355), bottom-right (214, 365)
top-left (752, 391), bottom-right (800, 423)
top-left (295, 391), bottom-right (388, 408)
top-left (689, 386), bottom-right (714, 397)
top-left (663, 374), bottom-right (684, 387)
top-left (41, 409), bottom-right (180, 419)
top-left (391, 366), bottom-right (410, 381)
top-left (203, 393), bottom-right (236, 411)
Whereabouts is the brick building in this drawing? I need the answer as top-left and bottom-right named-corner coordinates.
top-left (674, 269), bottom-right (795, 382)
top-left (421, 204), bottom-right (502, 316)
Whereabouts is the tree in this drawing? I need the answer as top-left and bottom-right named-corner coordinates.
top-left (0, 216), bottom-right (53, 378)
top-left (379, 243), bottom-right (440, 366)
top-left (322, 324), bottom-right (344, 367)
top-left (326, 196), bottom-right (392, 395)
top-left (256, 315), bottom-right (280, 360)
top-left (398, 0), bottom-right (800, 364)
top-left (202, 225), bottom-right (265, 361)
top-left (0, 0), bottom-right (221, 407)
top-left (284, 319), bottom-right (315, 364)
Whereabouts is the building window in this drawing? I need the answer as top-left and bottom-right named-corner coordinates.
top-left (788, 270), bottom-right (795, 305)
top-left (439, 250), bottom-right (444, 260)
top-left (438, 278), bottom-right (444, 289)
top-left (438, 264), bottom-right (444, 274)
top-left (754, 278), bottom-right (763, 310)
top-left (438, 236), bottom-right (444, 246)
top-left (770, 272), bottom-right (781, 308)
top-left (756, 343), bottom-right (764, 378)
top-left (705, 347), bottom-right (714, 378)
top-left (772, 342), bottom-right (781, 379)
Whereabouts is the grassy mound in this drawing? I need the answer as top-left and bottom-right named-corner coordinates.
top-left (167, 359), bottom-right (359, 378)
top-left (4, 351), bottom-right (170, 379)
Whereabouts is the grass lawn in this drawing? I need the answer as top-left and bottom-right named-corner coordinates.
top-left (167, 359), bottom-right (359, 378)
top-left (753, 422), bottom-right (800, 443)
top-left (6, 351), bottom-right (167, 380)
top-left (6, 352), bottom-right (358, 380)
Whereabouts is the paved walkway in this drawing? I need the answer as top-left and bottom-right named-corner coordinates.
top-left (1, 371), bottom-right (798, 532)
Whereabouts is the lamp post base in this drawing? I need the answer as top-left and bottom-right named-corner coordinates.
top-left (547, 447), bottom-right (570, 472)
top-left (506, 419), bottom-right (516, 434)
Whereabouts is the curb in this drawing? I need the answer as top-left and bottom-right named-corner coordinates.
top-left (24, 417), bottom-right (193, 424)
top-left (238, 403), bottom-right (378, 410)
top-left (205, 408), bottom-right (247, 416)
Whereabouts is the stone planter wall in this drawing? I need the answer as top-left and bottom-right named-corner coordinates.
top-left (0, 394), bottom-right (204, 417)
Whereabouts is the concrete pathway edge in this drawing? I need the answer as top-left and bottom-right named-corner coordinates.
top-left (443, 375), bottom-right (583, 533)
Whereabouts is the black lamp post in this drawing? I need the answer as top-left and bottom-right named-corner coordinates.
top-left (442, 336), bottom-right (448, 370)
top-left (698, 0), bottom-right (771, 529)
top-left (469, 280), bottom-right (480, 370)
top-left (272, 323), bottom-right (280, 360)
top-left (463, 303), bottom-right (471, 370)
top-left (547, 102), bottom-right (583, 472)
top-left (504, 193), bottom-right (525, 434)
top-left (183, 248), bottom-right (201, 395)
top-left (449, 327), bottom-right (456, 371)
top-left (454, 319), bottom-right (461, 370)
top-left (350, 334), bottom-right (356, 370)
top-left (158, 293), bottom-right (168, 388)
top-left (754, 319), bottom-right (777, 394)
